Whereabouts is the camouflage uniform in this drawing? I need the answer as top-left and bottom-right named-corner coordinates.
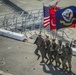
top-left (38, 35), bottom-right (46, 63)
top-left (34, 35), bottom-right (40, 60)
top-left (34, 34), bottom-right (47, 63)
top-left (45, 36), bottom-right (51, 64)
top-left (51, 39), bottom-right (57, 65)
top-left (62, 43), bottom-right (72, 72)
top-left (55, 44), bottom-right (61, 67)
top-left (55, 40), bottom-right (64, 67)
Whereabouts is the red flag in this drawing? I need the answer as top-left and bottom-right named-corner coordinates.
top-left (50, 8), bottom-right (56, 30)
top-left (50, 7), bottom-right (60, 30)
top-left (71, 24), bottom-right (76, 28)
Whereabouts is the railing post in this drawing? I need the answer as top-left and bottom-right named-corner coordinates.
top-left (15, 17), bottom-right (17, 32)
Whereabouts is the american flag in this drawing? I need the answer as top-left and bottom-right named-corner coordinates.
top-left (43, 6), bottom-right (50, 28)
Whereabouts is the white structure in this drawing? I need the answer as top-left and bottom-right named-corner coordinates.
top-left (71, 41), bottom-right (76, 56)
top-left (0, 28), bottom-right (26, 41)
top-left (71, 47), bottom-right (76, 56)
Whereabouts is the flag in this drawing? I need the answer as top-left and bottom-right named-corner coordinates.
top-left (50, 7), bottom-right (60, 30)
top-left (49, 0), bottom-right (60, 30)
top-left (71, 24), bottom-right (76, 28)
top-left (56, 6), bottom-right (76, 30)
top-left (50, 8), bottom-right (56, 30)
top-left (43, 6), bottom-right (50, 28)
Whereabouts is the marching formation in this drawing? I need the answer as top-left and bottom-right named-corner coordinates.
top-left (34, 34), bottom-right (72, 72)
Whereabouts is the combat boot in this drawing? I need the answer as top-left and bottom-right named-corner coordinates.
top-left (68, 67), bottom-right (72, 73)
top-left (61, 65), bottom-right (65, 70)
top-left (65, 66), bottom-right (68, 71)
top-left (58, 62), bottom-right (61, 67)
top-left (40, 60), bottom-right (45, 63)
top-left (54, 62), bottom-right (58, 67)
top-left (37, 55), bottom-right (40, 60)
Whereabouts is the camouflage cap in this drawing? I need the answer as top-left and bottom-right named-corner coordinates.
top-left (58, 40), bottom-right (62, 43)
top-left (38, 34), bottom-right (41, 37)
top-left (46, 35), bottom-right (49, 38)
top-left (65, 43), bottom-right (69, 46)
top-left (52, 39), bottom-right (55, 41)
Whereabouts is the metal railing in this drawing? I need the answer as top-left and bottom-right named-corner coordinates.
top-left (0, 9), bottom-right (44, 33)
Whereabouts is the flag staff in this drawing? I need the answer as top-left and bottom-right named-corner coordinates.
top-left (55, 29), bottom-right (58, 39)
top-left (49, 4), bottom-right (52, 40)
top-left (42, 3), bottom-right (46, 36)
top-left (49, 4), bottom-right (56, 40)
top-left (62, 30), bottom-right (64, 41)
top-left (51, 0), bottom-right (60, 40)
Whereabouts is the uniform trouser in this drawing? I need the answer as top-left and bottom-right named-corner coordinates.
top-left (45, 47), bottom-right (50, 59)
top-left (47, 50), bottom-right (54, 63)
top-left (52, 51), bottom-right (60, 66)
top-left (62, 57), bottom-right (72, 70)
top-left (45, 49), bottom-right (51, 63)
top-left (47, 51), bottom-right (56, 62)
top-left (68, 58), bottom-right (72, 71)
top-left (40, 47), bottom-right (46, 62)
top-left (34, 47), bottom-right (40, 57)
top-left (53, 51), bottom-right (57, 60)
top-left (55, 54), bottom-right (61, 66)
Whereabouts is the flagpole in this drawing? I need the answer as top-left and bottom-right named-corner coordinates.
top-left (55, 29), bottom-right (57, 38)
top-left (49, 4), bottom-right (54, 40)
top-left (49, 4), bottom-right (52, 40)
top-left (49, 6), bottom-right (54, 40)
top-left (62, 30), bottom-right (64, 41)
top-left (42, 3), bottom-right (46, 36)
top-left (55, 29), bottom-right (58, 43)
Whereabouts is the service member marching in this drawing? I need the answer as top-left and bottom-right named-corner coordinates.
top-left (62, 43), bottom-right (72, 72)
